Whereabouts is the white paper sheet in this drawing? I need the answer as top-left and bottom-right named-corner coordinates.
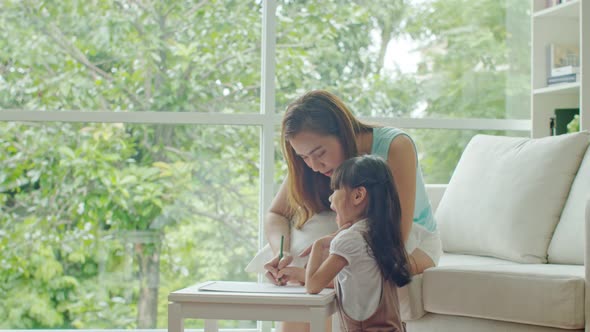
top-left (198, 281), bottom-right (308, 294)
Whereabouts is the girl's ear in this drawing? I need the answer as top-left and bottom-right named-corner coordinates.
top-left (352, 186), bottom-right (367, 206)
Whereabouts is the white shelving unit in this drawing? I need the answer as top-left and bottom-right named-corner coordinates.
top-left (531, 0), bottom-right (589, 137)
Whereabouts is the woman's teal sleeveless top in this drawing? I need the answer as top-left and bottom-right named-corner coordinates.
top-left (371, 127), bottom-right (436, 232)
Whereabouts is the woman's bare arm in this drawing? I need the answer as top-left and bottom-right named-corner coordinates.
top-left (264, 177), bottom-right (292, 255)
top-left (387, 135), bottom-right (417, 244)
top-left (263, 178), bottom-right (295, 285)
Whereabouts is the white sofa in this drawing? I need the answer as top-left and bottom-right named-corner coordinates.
top-left (402, 132), bottom-right (590, 332)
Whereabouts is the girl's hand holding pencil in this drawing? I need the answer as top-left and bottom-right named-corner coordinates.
top-left (272, 243), bottom-right (306, 285)
top-left (263, 253), bottom-right (293, 285)
top-left (263, 222), bottom-right (350, 286)
top-left (264, 235), bottom-right (294, 286)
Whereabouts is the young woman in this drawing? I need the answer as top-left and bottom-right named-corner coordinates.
top-left (263, 89), bottom-right (442, 331)
top-left (306, 155), bottom-right (411, 332)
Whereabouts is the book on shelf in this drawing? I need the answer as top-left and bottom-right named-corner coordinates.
top-left (547, 73), bottom-right (579, 85)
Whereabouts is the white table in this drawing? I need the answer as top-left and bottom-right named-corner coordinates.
top-left (168, 281), bottom-right (336, 332)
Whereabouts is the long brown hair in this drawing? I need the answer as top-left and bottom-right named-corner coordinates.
top-left (331, 155), bottom-right (411, 287)
top-left (281, 90), bottom-right (374, 228)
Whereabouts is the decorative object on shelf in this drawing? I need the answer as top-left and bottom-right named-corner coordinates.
top-left (550, 117), bottom-right (556, 136)
top-left (546, 44), bottom-right (580, 86)
top-left (567, 114), bottom-right (580, 133)
top-left (552, 65), bottom-right (579, 77)
top-left (554, 108), bottom-right (580, 135)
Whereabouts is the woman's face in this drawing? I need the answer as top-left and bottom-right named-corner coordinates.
top-left (288, 131), bottom-right (345, 177)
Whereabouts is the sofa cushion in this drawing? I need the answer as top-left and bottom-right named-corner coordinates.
top-left (405, 313), bottom-right (580, 332)
top-left (400, 253), bottom-right (518, 321)
top-left (548, 144), bottom-right (590, 264)
top-left (436, 132), bottom-right (590, 263)
top-left (422, 264), bottom-right (585, 329)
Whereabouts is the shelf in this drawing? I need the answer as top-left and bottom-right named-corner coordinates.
top-left (533, 0), bottom-right (579, 18)
top-left (533, 82), bottom-right (580, 95)
top-left (531, 0), bottom-right (587, 136)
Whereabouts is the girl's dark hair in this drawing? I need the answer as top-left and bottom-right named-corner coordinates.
top-left (331, 155), bottom-right (411, 287)
top-left (281, 90), bottom-right (374, 229)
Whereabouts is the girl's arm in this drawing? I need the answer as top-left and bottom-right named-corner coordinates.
top-left (306, 240), bottom-right (348, 294)
top-left (387, 135), bottom-right (417, 244)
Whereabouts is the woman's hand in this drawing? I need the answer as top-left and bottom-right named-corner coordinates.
top-left (263, 252), bottom-right (293, 285)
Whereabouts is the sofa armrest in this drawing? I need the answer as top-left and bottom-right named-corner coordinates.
top-left (586, 199), bottom-right (590, 331)
top-left (426, 184), bottom-right (447, 213)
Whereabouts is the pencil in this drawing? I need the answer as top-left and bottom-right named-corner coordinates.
top-left (279, 235), bottom-right (284, 261)
top-left (277, 235), bottom-right (285, 284)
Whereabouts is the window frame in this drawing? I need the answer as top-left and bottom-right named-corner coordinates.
top-left (0, 0), bottom-right (531, 245)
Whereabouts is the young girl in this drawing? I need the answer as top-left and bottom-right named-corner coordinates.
top-left (305, 155), bottom-right (412, 332)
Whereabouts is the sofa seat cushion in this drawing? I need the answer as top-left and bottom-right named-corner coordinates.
top-left (400, 253), bottom-right (518, 321)
top-left (422, 263), bottom-right (585, 329)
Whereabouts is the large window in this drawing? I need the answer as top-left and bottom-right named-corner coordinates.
top-left (0, 0), bottom-right (530, 329)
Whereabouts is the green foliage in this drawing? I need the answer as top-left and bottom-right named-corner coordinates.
top-left (567, 115), bottom-right (580, 133)
top-left (0, 0), bottom-right (529, 328)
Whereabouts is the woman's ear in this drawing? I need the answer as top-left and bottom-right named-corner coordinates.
top-left (352, 186), bottom-right (367, 206)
